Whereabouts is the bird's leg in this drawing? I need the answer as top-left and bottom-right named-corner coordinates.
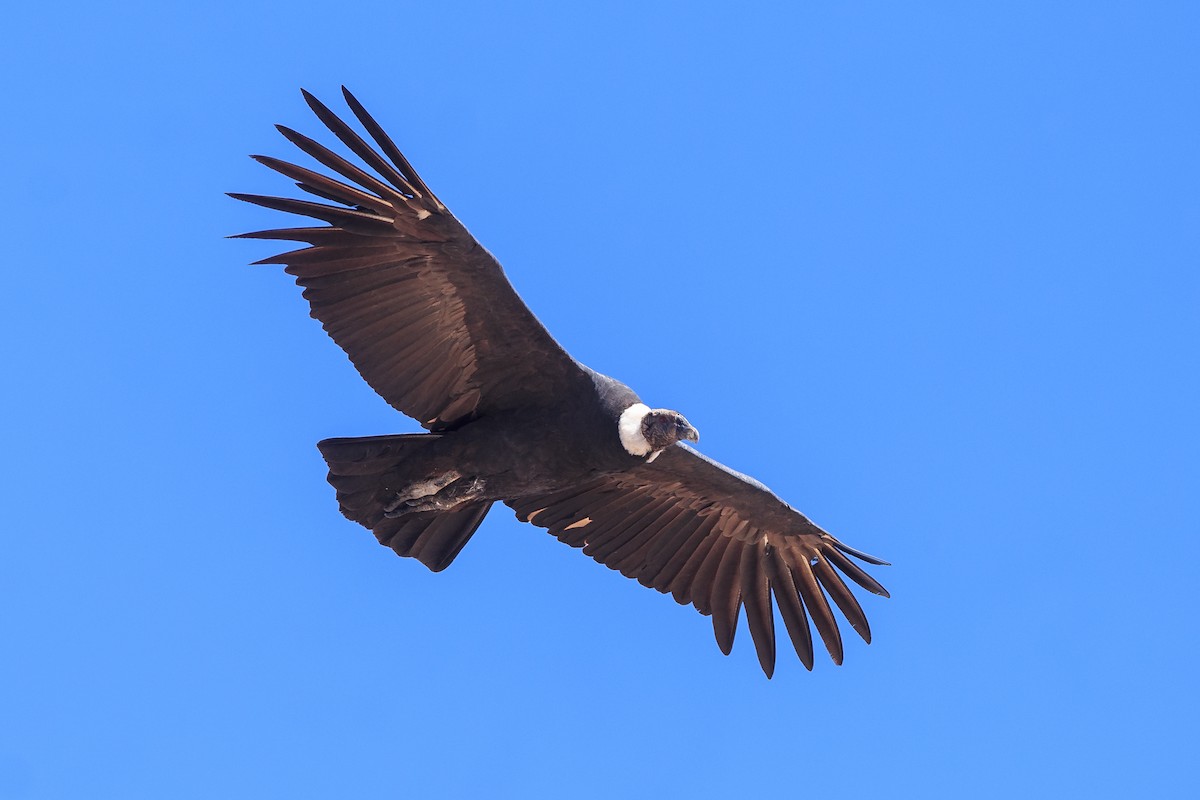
top-left (381, 470), bottom-right (461, 515)
top-left (383, 476), bottom-right (487, 517)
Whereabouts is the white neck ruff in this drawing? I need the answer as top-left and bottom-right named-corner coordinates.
top-left (618, 403), bottom-right (654, 456)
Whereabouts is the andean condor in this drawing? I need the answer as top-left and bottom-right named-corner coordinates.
top-left (232, 88), bottom-right (890, 677)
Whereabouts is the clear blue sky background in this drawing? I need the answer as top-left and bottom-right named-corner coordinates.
top-left (3, 2), bottom-right (1197, 798)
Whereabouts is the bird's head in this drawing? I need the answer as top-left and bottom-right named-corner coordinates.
top-left (618, 402), bottom-right (699, 459)
top-left (642, 409), bottom-right (700, 450)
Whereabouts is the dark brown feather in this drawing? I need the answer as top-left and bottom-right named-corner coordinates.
top-left (710, 541), bottom-right (744, 655)
top-left (227, 192), bottom-right (390, 231)
top-left (789, 545), bottom-right (844, 665)
top-left (252, 154), bottom-right (396, 215)
top-left (561, 503), bottom-right (635, 547)
top-left (664, 524), bottom-right (723, 607)
top-left (341, 86), bottom-right (439, 202)
top-left (549, 491), bottom-right (628, 537)
top-left (301, 89), bottom-right (423, 200)
top-left (813, 553), bottom-right (872, 644)
top-left (764, 547), bottom-right (814, 670)
top-left (635, 513), bottom-right (706, 583)
top-left (690, 533), bottom-right (736, 615)
top-left (231, 226), bottom-right (344, 243)
top-left (610, 505), bottom-right (691, 574)
top-left (408, 502), bottom-right (492, 572)
top-left (824, 546), bottom-right (892, 598)
top-left (741, 541), bottom-right (776, 677)
top-left (273, 123), bottom-right (412, 204)
top-left (294, 181), bottom-right (363, 208)
top-left (642, 513), bottom-right (720, 590)
top-left (586, 497), bottom-right (674, 562)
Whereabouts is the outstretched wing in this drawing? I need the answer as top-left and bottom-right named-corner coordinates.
top-left (507, 444), bottom-right (890, 677)
top-left (232, 88), bottom-right (589, 431)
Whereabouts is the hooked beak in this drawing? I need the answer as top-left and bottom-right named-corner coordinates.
top-left (679, 423), bottom-right (700, 443)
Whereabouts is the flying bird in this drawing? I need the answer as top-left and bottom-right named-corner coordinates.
top-left (232, 88), bottom-right (890, 677)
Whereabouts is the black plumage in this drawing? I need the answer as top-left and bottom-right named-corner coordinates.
top-left (233, 88), bottom-right (890, 676)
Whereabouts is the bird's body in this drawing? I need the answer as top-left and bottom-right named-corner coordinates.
top-left (234, 88), bottom-right (890, 676)
top-left (328, 367), bottom-right (643, 512)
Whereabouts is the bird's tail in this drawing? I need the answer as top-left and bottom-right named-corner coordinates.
top-left (317, 434), bottom-right (492, 572)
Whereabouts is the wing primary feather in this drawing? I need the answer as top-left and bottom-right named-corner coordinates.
top-left (252, 154), bottom-right (394, 214)
top-left (827, 536), bottom-right (891, 566)
top-left (823, 547), bottom-right (891, 598)
top-left (741, 541), bottom-right (777, 677)
top-left (789, 546), bottom-right (844, 665)
top-left (710, 541), bottom-right (744, 656)
top-left (812, 553), bottom-right (872, 644)
top-left (763, 546), bottom-right (815, 670)
top-left (301, 89), bottom-right (425, 200)
top-left (251, 246), bottom-right (319, 266)
top-left (293, 181), bottom-right (373, 210)
top-left (227, 193), bottom-right (390, 232)
top-left (230, 226), bottom-right (348, 243)
top-left (274, 124), bottom-right (412, 204)
top-left (341, 87), bottom-right (441, 206)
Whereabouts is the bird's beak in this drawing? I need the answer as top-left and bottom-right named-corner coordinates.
top-left (680, 424), bottom-right (700, 443)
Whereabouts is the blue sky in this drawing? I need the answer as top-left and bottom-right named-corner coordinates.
top-left (3, 2), bottom-right (1198, 797)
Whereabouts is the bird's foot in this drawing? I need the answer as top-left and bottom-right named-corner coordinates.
top-left (384, 476), bottom-right (486, 517)
top-left (382, 471), bottom-right (461, 515)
